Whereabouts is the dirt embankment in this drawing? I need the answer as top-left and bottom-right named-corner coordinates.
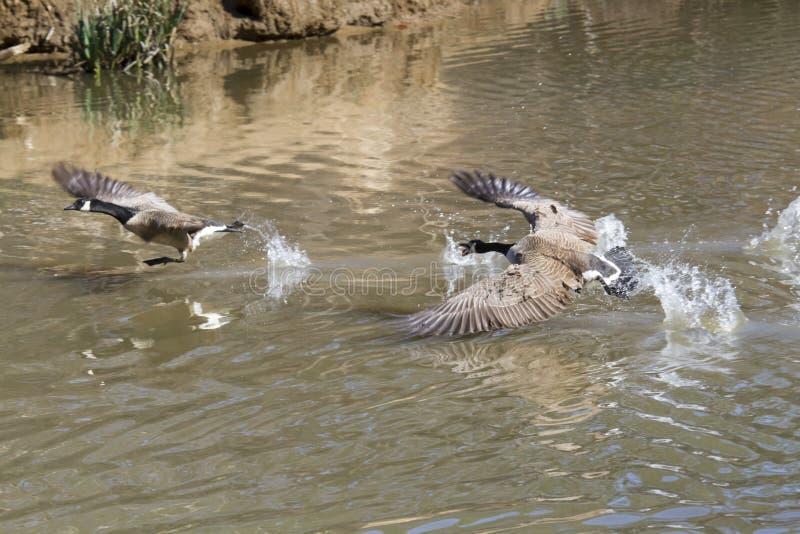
top-left (0, 0), bottom-right (461, 54)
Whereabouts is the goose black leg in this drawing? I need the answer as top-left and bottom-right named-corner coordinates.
top-left (143, 256), bottom-right (184, 266)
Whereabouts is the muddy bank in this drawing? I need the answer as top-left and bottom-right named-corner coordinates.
top-left (0, 0), bottom-right (464, 54)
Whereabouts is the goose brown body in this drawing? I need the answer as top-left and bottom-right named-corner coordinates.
top-left (123, 210), bottom-right (212, 253)
top-left (407, 170), bottom-right (615, 336)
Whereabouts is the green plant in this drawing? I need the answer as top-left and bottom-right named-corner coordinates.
top-left (73, 0), bottom-right (188, 74)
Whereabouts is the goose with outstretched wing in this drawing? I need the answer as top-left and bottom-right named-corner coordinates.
top-left (406, 170), bottom-right (637, 336)
top-left (53, 163), bottom-right (244, 266)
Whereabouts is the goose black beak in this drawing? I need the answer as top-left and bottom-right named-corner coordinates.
top-left (64, 204), bottom-right (77, 210)
top-left (458, 243), bottom-right (470, 256)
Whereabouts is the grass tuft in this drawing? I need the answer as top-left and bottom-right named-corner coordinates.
top-left (72, 0), bottom-right (187, 74)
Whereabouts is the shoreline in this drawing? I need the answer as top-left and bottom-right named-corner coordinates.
top-left (0, 0), bottom-right (467, 70)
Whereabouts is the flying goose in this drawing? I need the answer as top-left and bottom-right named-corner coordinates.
top-left (406, 170), bottom-right (637, 336)
top-left (53, 163), bottom-right (244, 266)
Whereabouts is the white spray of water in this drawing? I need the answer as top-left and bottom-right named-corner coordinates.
top-left (594, 214), bottom-right (628, 254)
top-left (246, 221), bottom-right (311, 302)
top-left (598, 213), bottom-right (743, 334)
top-left (748, 195), bottom-right (800, 285)
top-left (642, 262), bottom-right (744, 334)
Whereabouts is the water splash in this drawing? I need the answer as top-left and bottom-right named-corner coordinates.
top-left (245, 221), bottom-right (311, 302)
top-left (748, 195), bottom-right (800, 285)
top-left (596, 214), bottom-right (743, 334)
top-left (595, 213), bottom-right (628, 254)
top-left (642, 261), bottom-right (744, 334)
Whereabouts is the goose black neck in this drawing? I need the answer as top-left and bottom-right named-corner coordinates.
top-left (476, 241), bottom-right (514, 255)
top-left (89, 200), bottom-right (136, 225)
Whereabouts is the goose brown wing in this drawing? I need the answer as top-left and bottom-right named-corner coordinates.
top-left (52, 163), bottom-right (178, 213)
top-left (450, 170), bottom-right (597, 246)
top-left (406, 254), bottom-right (581, 336)
top-left (126, 210), bottom-right (208, 242)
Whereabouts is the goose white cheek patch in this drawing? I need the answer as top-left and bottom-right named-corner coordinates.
top-left (80, 201), bottom-right (91, 211)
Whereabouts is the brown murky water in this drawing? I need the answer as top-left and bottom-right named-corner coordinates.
top-left (2, 1), bottom-right (800, 531)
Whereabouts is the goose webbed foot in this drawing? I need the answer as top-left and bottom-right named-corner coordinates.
top-left (143, 256), bottom-right (185, 266)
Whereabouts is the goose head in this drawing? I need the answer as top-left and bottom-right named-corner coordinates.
top-left (64, 198), bottom-right (93, 211)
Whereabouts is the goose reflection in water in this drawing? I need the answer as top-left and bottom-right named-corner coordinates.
top-left (412, 337), bottom-right (607, 434)
top-left (188, 300), bottom-right (231, 330)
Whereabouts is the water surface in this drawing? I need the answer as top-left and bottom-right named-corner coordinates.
top-left (1, 1), bottom-right (800, 531)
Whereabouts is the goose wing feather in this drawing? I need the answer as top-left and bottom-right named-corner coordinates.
top-left (450, 170), bottom-right (597, 246)
top-left (407, 254), bottom-right (581, 336)
top-left (52, 163), bottom-right (178, 213)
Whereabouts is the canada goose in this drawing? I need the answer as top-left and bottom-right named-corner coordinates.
top-left (53, 163), bottom-right (244, 266)
top-left (406, 170), bottom-right (638, 336)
